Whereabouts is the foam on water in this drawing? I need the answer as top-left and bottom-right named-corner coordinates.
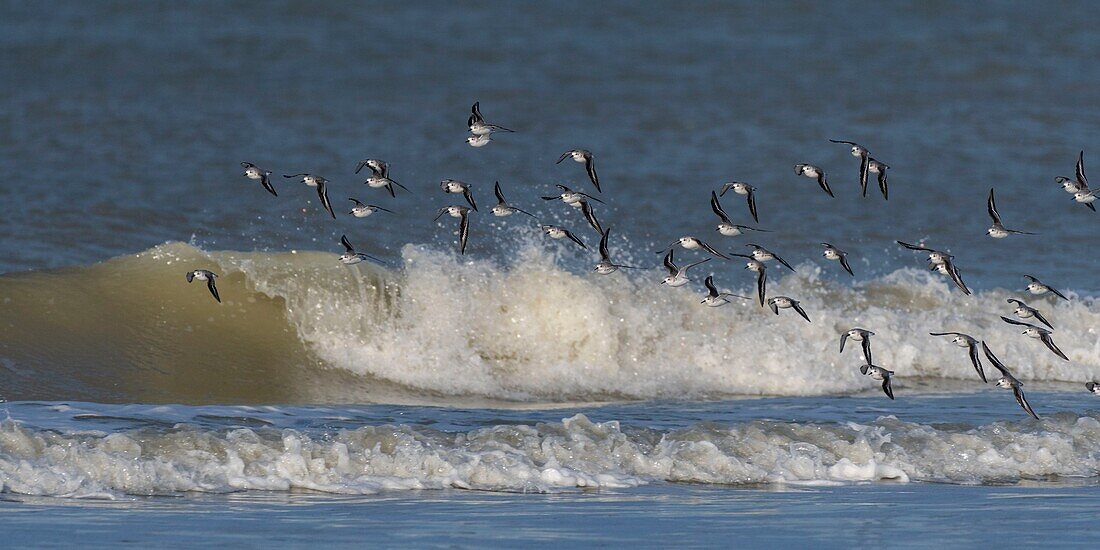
top-left (2, 240), bottom-right (1100, 403)
top-left (2, 412), bottom-right (1099, 497)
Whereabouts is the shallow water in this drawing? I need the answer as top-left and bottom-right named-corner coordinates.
top-left (2, 0), bottom-right (1100, 546)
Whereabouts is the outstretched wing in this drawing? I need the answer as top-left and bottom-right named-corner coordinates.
top-left (494, 181), bottom-right (506, 204)
top-left (881, 377), bottom-right (894, 400)
top-left (317, 181), bottom-right (335, 219)
top-left (584, 154), bottom-right (601, 193)
top-left (340, 235), bottom-right (355, 253)
top-left (967, 342), bottom-right (987, 383)
top-left (1076, 150), bottom-right (1088, 188)
top-left (207, 278), bottom-right (222, 303)
top-left (1013, 386), bottom-right (1040, 419)
top-left (756, 269), bottom-right (767, 308)
top-left (458, 210), bottom-right (470, 255)
top-left (987, 188), bottom-right (1002, 225)
top-left (710, 191), bottom-right (732, 224)
top-left (663, 250), bottom-right (677, 275)
top-left (839, 254), bottom-right (854, 276)
top-left (792, 302), bottom-right (811, 323)
top-left (980, 341), bottom-right (1011, 378)
top-left (1040, 333), bottom-right (1069, 361)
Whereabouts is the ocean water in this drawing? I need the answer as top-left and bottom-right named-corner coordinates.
top-left (2, 0), bottom-right (1099, 547)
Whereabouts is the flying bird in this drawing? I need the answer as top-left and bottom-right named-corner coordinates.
top-left (660, 249), bottom-right (710, 287)
top-left (840, 328), bottom-right (875, 364)
top-left (468, 101), bottom-right (514, 135)
top-left (490, 182), bottom-right (536, 218)
top-left (981, 342), bottom-right (1040, 419)
top-left (999, 317), bottom-right (1069, 361)
top-left (241, 162), bottom-right (276, 196)
top-left (541, 225), bottom-right (587, 250)
top-left (284, 173), bottom-right (335, 219)
top-left (859, 364), bottom-right (894, 400)
top-left (701, 276), bottom-right (749, 307)
top-left (718, 182), bottom-right (759, 222)
top-left (361, 161), bottom-right (409, 197)
top-left (434, 206), bottom-right (471, 254)
top-left (441, 180), bottom-right (478, 211)
top-left (338, 235), bottom-right (385, 265)
top-left (348, 198), bottom-right (393, 218)
top-left (557, 149), bottom-right (601, 193)
top-left (186, 269), bottom-right (221, 303)
top-left (710, 192), bottom-right (768, 236)
top-left (794, 164), bottom-right (833, 197)
top-left (1006, 298), bottom-right (1053, 330)
top-left (829, 139), bottom-right (870, 196)
top-left (768, 296), bottom-right (810, 322)
top-left (821, 243), bottom-right (854, 276)
top-left (986, 188), bottom-right (1035, 238)
top-left (594, 227), bottom-right (639, 274)
top-left (929, 332), bottom-right (986, 383)
top-left (1024, 275), bottom-right (1068, 300)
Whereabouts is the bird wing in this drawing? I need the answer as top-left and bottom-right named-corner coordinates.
top-left (861, 337), bottom-right (873, 364)
top-left (662, 250), bottom-right (677, 275)
top-left (565, 230), bottom-right (587, 250)
top-left (839, 254), bottom-right (855, 276)
top-left (882, 377), bottom-right (894, 400)
top-left (261, 173), bottom-right (277, 196)
top-left (1049, 285), bottom-right (1069, 300)
top-left (772, 251), bottom-right (796, 272)
top-left (967, 342), bottom-right (987, 383)
top-left (704, 276), bottom-right (718, 296)
top-left (792, 302), bottom-right (811, 323)
top-left (1013, 386), bottom-right (1040, 419)
top-left (746, 189), bottom-right (759, 222)
top-left (710, 191), bottom-right (732, 224)
top-left (581, 200), bottom-right (603, 234)
top-left (947, 261), bottom-right (972, 295)
top-left (897, 241), bottom-right (934, 253)
top-left (458, 210), bottom-right (470, 255)
top-left (817, 172), bottom-right (834, 197)
top-left (598, 228), bottom-right (611, 260)
top-left (207, 278), bottom-right (221, 303)
top-left (1031, 309), bottom-right (1054, 330)
top-left (859, 153), bottom-right (869, 197)
top-left (756, 269), bottom-right (767, 307)
top-left (1040, 333), bottom-right (1069, 361)
top-left (340, 235), bottom-right (355, 253)
top-left (874, 164), bottom-right (889, 200)
top-left (463, 187), bottom-right (478, 211)
top-left (699, 240), bottom-right (730, 260)
top-left (1076, 150), bottom-right (1088, 188)
top-left (584, 155), bottom-right (601, 193)
top-left (317, 181), bottom-right (335, 219)
top-left (768, 299), bottom-right (779, 315)
top-left (555, 151), bottom-right (571, 164)
top-left (980, 342), bottom-right (1012, 378)
top-left (839, 332), bottom-right (849, 354)
top-left (1000, 316), bottom-right (1036, 329)
top-left (987, 188), bottom-right (1002, 225)
top-left (494, 181), bottom-right (506, 204)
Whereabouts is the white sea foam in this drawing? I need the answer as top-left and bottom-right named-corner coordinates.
top-left (2, 413), bottom-right (1098, 497)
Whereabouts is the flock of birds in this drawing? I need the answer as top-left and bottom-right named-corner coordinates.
top-left (180, 101), bottom-right (1100, 420)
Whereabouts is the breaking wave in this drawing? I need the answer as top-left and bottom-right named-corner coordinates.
top-left (1, 240), bottom-right (1099, 404)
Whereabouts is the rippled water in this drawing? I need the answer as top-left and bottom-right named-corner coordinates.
top-left (2, 0), bottom-right (1099, 546)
